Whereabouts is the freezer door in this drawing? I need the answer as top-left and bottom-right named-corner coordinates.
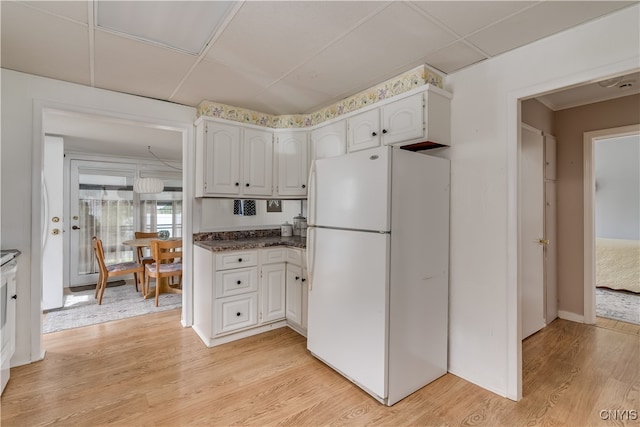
top-left (307, 227), bottom-right (389, 400)
top-left (309, 146), bottom-right (390, 232)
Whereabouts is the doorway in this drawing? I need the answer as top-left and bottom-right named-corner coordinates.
top-left (583, 126), bottom-right (640, 325)
top-left (41, 109), bottom-right (184, 333)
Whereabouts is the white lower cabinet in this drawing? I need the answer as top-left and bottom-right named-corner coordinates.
top-left (193, 245), bottom-right (307, 347)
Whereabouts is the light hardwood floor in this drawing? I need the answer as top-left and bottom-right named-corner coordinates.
top-left (2, 311), bottom-right (638, 426)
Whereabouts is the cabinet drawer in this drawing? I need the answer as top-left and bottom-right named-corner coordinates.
top-left (286, 248), bottom-right (302, 265)
top-left (215, 293), bottom-right (258, 335)
top-left (260, 248), bottom-right (287, 264)
top-left (215, 267), bottom-right (258, 298)
top-left (215, 251), bottom-right (258, 270)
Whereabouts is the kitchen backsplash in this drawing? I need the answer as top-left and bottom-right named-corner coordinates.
top-left (199, 198), bottom-right (306, 231)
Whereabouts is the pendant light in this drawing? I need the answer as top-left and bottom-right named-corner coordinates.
top-left (133, 177), bottom-right (164, 194)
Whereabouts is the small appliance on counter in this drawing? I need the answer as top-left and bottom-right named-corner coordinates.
top-left (292, 214), bottom-right (307, 236)
top-left (280, 222), bottom-right (293, 237)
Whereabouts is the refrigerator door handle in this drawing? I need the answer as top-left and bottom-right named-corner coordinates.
top-left (306, 226), bottom-right (315, 291)
top-left (307, 160), bottom-right (317, 226)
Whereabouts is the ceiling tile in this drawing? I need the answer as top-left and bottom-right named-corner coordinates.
top-left (205, 1), bottom-right (387, 81)
top-left (287, 2), bottom-right (456, 99)
top-left (94, 30), bottom-right (197, 100)
top-left (0, 1), bottom-right (90, 85)
top-left (422, 41), bottom-right (487, 74)
top-left (23, 0), bottom-right (89, 24)
top-left (252, 80), bottom-right (335, 115)
top-left (466, 1), bottom-right (636, 56)
top-left (171, 58), bottom-right (273, 108)
top-left (411, 1), bottom-right (536, 37)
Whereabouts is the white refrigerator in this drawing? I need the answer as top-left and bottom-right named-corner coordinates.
top-left (306, 145), bottom-right (450, 406)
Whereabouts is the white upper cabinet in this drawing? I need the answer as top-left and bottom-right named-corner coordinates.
top-left (346, 88), bottom-right (451, 150)
top-left (276, 130), bottom-right (309, 198)
top-left (311, 120), bottom-right (347, 160)
top-left (347, 108), bottom-right (380, 153)
top-left (195, 118), bottom-right (273, 197)
top-left (381, 93), bottom-right (424, 145)
top-left (243, 128), bottom-right (273, 196)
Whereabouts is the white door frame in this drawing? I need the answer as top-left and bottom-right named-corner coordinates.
top-left (31, 100), bottom-right (194, 362)
top-left (506, 59), bottom-right (639, 401)
top-left (582, 124), bottom-right (640, 324)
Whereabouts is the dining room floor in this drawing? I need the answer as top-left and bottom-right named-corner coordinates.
top-left (42, 280), bottom-right (182, 333)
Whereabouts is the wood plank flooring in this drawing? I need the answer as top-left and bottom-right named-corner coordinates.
top-left (1, 311), bottom-right (638, 426)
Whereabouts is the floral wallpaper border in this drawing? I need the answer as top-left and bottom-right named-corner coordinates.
top-left (197, 65), bottom-right (444, 129)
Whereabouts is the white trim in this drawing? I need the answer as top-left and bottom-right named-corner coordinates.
top-left (31, 100), bottom-right (194, 362)
top-left (583, 124), bottom-right (640, 325)
top-left (557, 310), bottom-right (584, 324)
top-left (505, 58), bottom-right (640, 402)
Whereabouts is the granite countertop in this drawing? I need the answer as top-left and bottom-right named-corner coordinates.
top-left (193, 229), bottom-right (306, 252)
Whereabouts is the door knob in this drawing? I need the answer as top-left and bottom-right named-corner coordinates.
top-left (72, 225), bottom-right (81, 230)
top-left (538, 238), bottom-right (550, 245)
top-left (52, 229), bottom-right (60, 235)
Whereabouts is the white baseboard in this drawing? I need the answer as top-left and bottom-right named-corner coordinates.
top-left (558, 310), bottom-right (584, 323)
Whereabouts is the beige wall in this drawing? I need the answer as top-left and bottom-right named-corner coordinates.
top-left (522, 98), bottom-right (555, 135)
top-left (554, 94), bottom-right (640, 315)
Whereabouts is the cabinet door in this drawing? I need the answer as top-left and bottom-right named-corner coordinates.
top-left (261, 263), bottom-right (286, 323)
top-left (311, 120), bottom-right (347, 160)
top-left (544, 134), bottom-right (557, 181)
top-left (301, 267), bottom-right (308, 331)
top-left (276, 132), bottom-right (308, 197)
top-left (348, 109), bottom-right (380, 152)
top-left (382, 94), bottom-right (424, 146)
top-left (205, 122), bottom-right (242, 195)
top-left (286, 264), bottom-right (303, 327)
top-left (215, 293), bottom-right (258, 335)
top-left (243, 128), bottom-right (273, 196)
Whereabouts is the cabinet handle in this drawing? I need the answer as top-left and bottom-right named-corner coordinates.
top-left (238, 258), bottom-right (243, 262)
top-left (301, 278), bottom-right (306, 282)
top-left (382, 129), bottom-right (388, 134)
top-left (11, 294), bottom-right (17, 300)
top-left (295, 276), bottom-right (300, 281)
top-left (301, 184), bottom-right (306, 189)
top-left (236, 312), bottom-right (242, 317)
top-left (245, 183), bottom-right (250, 187)
top-left (235, 182), bottom-right (240, 186)
top-left (372, 132), bottom-right (377, 137)
top-left (236, 280), bottom-right (242, 285)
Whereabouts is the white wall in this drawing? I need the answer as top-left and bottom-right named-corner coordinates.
top-left (444, 6), bottom-right (639, 399)
top-left (595, 135), bottom-right (640, 240)
top-left (1, 69), bottom-right (196, 366)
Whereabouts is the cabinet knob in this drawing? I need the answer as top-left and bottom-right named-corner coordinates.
top-left (372, 132), bottom-right (377, 137)
top-left (301, 184), bottom-right (306, 189)
top-left (11, 294), bottom-right (17, 300)
top-left (236, 280), bottom-right (242, 285)
top-left (236, 312), bottom-right (242, 317)
top-left (245, 183), bottom-right (250, 187)
top-left (301, 278), bottom-right (306, 282)
top-left (238, 258), bottom-right (243, 262)
top-left (295, 276), bottom-right (300, 281)
top-left (382, 129), bottom-right (388, 134)
top-left (234, 182), bottom-right (240, 186)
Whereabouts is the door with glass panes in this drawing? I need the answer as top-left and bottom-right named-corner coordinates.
top-left (69, 161), bottom-right (182, 286)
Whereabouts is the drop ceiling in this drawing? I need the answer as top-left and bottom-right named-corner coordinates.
top-left (1, 1), bottom-right (638, 159)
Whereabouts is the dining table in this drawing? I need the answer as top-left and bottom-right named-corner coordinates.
top-left (122, 237), bottom-right (182, 300)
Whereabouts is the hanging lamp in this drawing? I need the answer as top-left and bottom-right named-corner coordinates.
top-left (133, 177), bottom-right (164, 194)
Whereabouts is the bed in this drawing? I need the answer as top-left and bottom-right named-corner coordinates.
top-left (596, 238), bottom-right (640, 293)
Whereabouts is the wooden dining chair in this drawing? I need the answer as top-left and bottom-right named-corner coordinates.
top-left (144, 239), bottom-right (183, 307)
top-left (92, 237), bottom-right (144, 305)
top-left (134, 231), bottom-right (158, 287)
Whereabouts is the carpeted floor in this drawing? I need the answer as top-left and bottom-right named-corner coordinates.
top-left (43, 281), bottom-right (182, 333)
top-left (596, 287), bottom-right (640, 325)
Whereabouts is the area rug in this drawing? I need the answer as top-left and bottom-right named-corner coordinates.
top-left (43, 282), bottom-right (182, 333)
top-left (596, 287), bottom-right (640, 325)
